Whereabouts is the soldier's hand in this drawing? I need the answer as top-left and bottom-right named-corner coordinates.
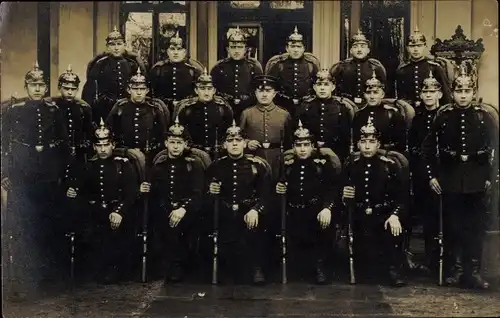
top-left (209, 181), bottom-right (221, 195)
top-left (485, 180), bottom-right (492, 191)
top-left (1, 177), bottom-right (12, 191)
top-left (342, 186), bottom-right (355, 201)
top-left (66, 187), bottom-right (78, 198)
top-left (140, 182), bottom-right (151, 193)
top-left (276, 182), bottom-right (287, 194)
top-left (247, 140), bottom-right (261, 151)
top-left (169, 207), bottom-right (187, 228)
top-left (384, 215), bottom-right (402, 237)
top-left (109, 212), bottom-right (123, 230)
top-left (429, 178), bottom-right (442, 195)
top-left (244, 209), bottom-right (259, 229)
top-left (317, 208), bottom-right (332, 229)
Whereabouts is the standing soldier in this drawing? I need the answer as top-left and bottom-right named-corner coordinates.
top-left (65, 120), bottom-right (138, 284)
top-left (352, 71), bottom-right (407, 153)
top-left (54, 65), bottom-right (94, 165)
top-left (275, 121), bottom-right (339, 284)
top-left (396, 27), bottom-right (452, 107)
top-left (1, 62), bottom-right (70, 289)
top-left (329, 29), bottom-right (386, 107)
top-left (176, 69), bottom-right (234, 159)
top-left (421, 66), bottom-right (497, 289)
top-left (82, 26), bottom-right (147, 123)
top-left (342, 117), bottom-right (407, 287)
top-left (211, 26), bottom-right (264, 124)
top-left (207, 121), bottom-right (271, 284)
top-left (295, 69), bottom-right (353, 162)
top-left (266, 26), bottom-right (320, 117)
top-left (149, 31), bottom-right (204, 116)
top-left (139, 119), bottom-right (205, 283)
top-left (106, 68), bottom-right (168, 161)
top-left (240, 75), bottom-right (293, 180)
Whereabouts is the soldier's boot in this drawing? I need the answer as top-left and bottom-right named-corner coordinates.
top-left (315, 260), bottom-right (327, 285)
top-left (404, 250), bottom-right (430, 274)
top-left (444, 255), bottom-right (464, 287)
top-left (463, 259), bottom-right (489, 290)
top-left (388, 265), bottom-right (407, 287)
top-left (166, 261), bottom-right (184, 283)
top-left (252, 267), bottom-right (266, 285)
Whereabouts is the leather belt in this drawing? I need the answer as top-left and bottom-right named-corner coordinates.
top-left (12, 139), bottom-right (63, 152)
top-left (288, 197), bottom-right (319, 209)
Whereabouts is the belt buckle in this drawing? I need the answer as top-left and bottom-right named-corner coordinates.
top-left (232, 204), bottom-right (239, 211)
top-left (102, 203), bottom-right (108, 209)
top-left (365, 207), bottom-right (373, 215)
top-left (317, 141), bottom-right (325, 147)
top-left (354, 97), bottom-right (362, 104)
top-left (292, 99), bottom-right (299, 105)
top-left (461, 155), bottom-right (469, 162)
top-left (234, 98), bottom-right (240, 105)
top-left (262, 142), bottom-right (270, 149)
top-left (35, 145), bottom-right (44, 152)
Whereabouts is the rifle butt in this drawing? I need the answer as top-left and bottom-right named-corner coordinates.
top-left (438, 259), bottom-right (443, 286)
top-left (212, 251), bottom-right (218, 285)
top-left (141, 232), bottom-right (148, 283)
top-left (349, 257), bottom-right (356, 284)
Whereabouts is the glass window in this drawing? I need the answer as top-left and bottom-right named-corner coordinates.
top-left (230, 1), bottom-right (261, 9)
top-left (269, 1), bottom-right (304, 10)
top-left (124, 12), bottom-right (153, 69)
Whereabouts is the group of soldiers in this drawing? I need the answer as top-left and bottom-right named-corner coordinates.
top-left (1, 24), bottom-right (498, 293)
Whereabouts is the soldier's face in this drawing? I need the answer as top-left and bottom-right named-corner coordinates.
top-left (167, 46), bottom-right (186, 63)
top-left (420, 90), bottom-right (442, 108)
top-left (453, 88), bottom-right (475, 107)
top-left (350, 43), bottom-right (370, 60)
top-left (166, 137), bottom-right (187, 158)
top-left (364, 89), bottom-right (385, 106)
top-left (407, 43), bottom-right (426, 60)
top-left (94, 142), bottom-right (115, 159)
top-left (228, 43), bottom-right (246, 60)
top-left (294, 140), bottom-right (314, 159)
top-left (286, 42), bottom-right (305, 59)
top-left (255, 86), bottom-right (276, 105)
top-left (128, 85), bottom-right (149, 103)
top-left (313, 81), bottom-right (335, 99)
top-left (107, 40), bottom-right (126, 57)
top-left (224, 136), bottom-right (246, 157)
top-left (358, 137), bottom-right (380, 157)
top-left (25, 82), bottom-right (48, 100)
top-left (195, 86), bottom-right (216, 102)
top-left (59, 85), bottom-right (79, 101)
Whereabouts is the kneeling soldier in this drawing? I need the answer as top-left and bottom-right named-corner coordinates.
top-left (66, 120), bottom-right (137, 284)
top-left (275, 121), bottom-right (339, 284)
top-left (140, 118), bottom-right (205, 283)
top-left (342, 117), bottom-right (407, 287)
top-left (207, 121), bottom-right (271, 284)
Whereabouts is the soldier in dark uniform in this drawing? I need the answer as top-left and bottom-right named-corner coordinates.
top-left (53, 65), bottom-right (94, 165)
top-left (275, 121), bottom-right (339, 284)
top-left (176, 69), bottom-right (234, 159)
top-left (139, 118), bottom-right (204, 283)
top-left (65, 120), bottom-right (137, 283)
top-left (407, 71), bottom-right (443, 272)
top-left (352, 71), bottom-right (407, 153)
top-left (105, 68), bottom-right (168, 161)
top-left (1, 62), bottom-right (70, 289)
top-left (342, 117), bottom-right (407, 287)
top-left (149, 31), bottom-right (204, 116)
top-left (295, 69), bottom-right (352, 162)
top-left (82, 27), bottom-right (147, 123)
top-left (267, 26), bottom-right (320, 117)
top-left (329, 29), bottom-right (387, 106)
top-left (211, 26), bottom-right (264, 124)
top-left (207, 122), bottom-right (271, 284)
top-left (396, 27), bottom-right (452, 107)
top-left (421, 67), bottom-right (496, 289)
top-left (240, 75), bottom-right (293, 181)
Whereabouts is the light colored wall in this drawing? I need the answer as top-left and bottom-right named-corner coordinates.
top-left (312, 1), bottom-right (341, 69)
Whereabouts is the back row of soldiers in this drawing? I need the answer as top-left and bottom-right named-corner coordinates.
top-left (1, 24), bottom-right (497, 291)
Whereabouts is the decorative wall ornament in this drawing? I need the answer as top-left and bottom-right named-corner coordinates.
top-left (483, 18), bottom-right (498, 38)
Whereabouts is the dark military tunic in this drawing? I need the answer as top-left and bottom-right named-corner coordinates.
top-left (149, 59), bottom-right (203, 115)
top-left (396, 58), bottom-right (452, 106)
top-left (295, 96), bottom-right (352, 161)
top-left (105, 99), bottom-right (168, 156)
top-left (211, 57), bottom-right (264, 123)
top-left (82, 54), bottom-right (146, 123)
top-left (352, 104), bottom-right (407, 153)
top-left (329, 57), bottom-right (386, 104)
top-left (177, 97), bottom-right (234, 155)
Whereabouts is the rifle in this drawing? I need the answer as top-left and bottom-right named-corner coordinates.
top-left (346, 176), bottom-right (356, 285)
top-left (210, 128), bottom-right (220, 284)
top-left (65, 232), bottom-right (76, 283)
top-left (435, 133), bottom-right (444, 286)
top-left (276, 129), bottom-right (287, 284)
top-left (140, 129), bottom-right (150, 283)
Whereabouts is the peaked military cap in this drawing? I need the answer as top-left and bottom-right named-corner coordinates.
top-left (314, 69), bottom-right (335, 84)
top-left (58, 64), bottom-right (80, 88)
top-left (365, 70), bottom-right (385, 91)
top-left (253, 74), bottom-right (279, 90)
top-left (287, 26), bottom-right (304, 43)
top-left (167, 116), bottom-right (190, 140)
top-left (294, 119), bottom-right (314, 142)
top-left (359, 116), bottom-right (381, 140)
top-left (225, 119), bottom-right (245, 139)
top-left (407, 25), bottom-right (426, 45)
top-left (421, 70), bottom-right (442, 91)
top-left (227, 26), bottom-right (247, 43)
top-left (453, 62), bottom-right (476, 90)
top-left (93, 118), bottom-right (113, 144)
top-left (106, 26), bottom-right (125, 44)
top-left (25, 61), bottom-right (46, 85)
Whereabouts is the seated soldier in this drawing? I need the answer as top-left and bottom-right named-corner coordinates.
top-left (207, 121), bottom-right (271, 284)
top-left (66, 119), bottom-right (137, 284)
top-left (342, 117), bottom-right (407, 287)
top-left (140, 118), bottom-right (205, 283)
top-left (275, 120), bottom-right (339, 284)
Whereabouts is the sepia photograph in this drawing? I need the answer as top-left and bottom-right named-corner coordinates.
top-left (0, 1), bottom-right (499, 317)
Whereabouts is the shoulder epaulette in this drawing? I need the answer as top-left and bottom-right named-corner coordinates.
top-left (344, 57), bottom-right (353, 63)
top-left (302, 95), bottom-right (316, 103)
top-left (383, 104), bottom-right (398, 112)
top-left (214, 95), bottom-right (230, 106)
top-left (379, 155), bottom-right (395, 164)
top-left (284, 158), bottom-right (295, 165)
top-left (116, 98), bottom-right (129, 107)
top-left (313, 158), bottom-right (327, 165)
top-left (11, 101), bottom-right (25, 108)
top-left (245, 154), bottom-right (266, 166)
top-left (212, 58), bottom-right (230, 69)
top-left (88, 155), bottom-right (98, 161)
top-left (245, 57), bottom-right (261, 67)
top-left (397, 61), bottom-right (410, 70)
top-left (151, 60), bottom-right (166, 69)
top-left (95, 55), bottom-right (108, 65)
top-left (74, 98), bottom-right (91, 108)
top-left (114, 156), bottom-right (129, 162)
top-left (43, 97), bottom-right (58, 108)
top-left (427, 60), bottom-right (441, 67)
top-left (179, 96), bottom-right (198, 107)
top-left (185, 156), bottom-right (195, 162)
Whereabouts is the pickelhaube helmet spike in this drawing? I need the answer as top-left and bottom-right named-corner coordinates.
top-left (129, 67), bottom-right (147, 86)
top-left (196, 67), bottom-right (213, 87)
top-left (315, 68), bottom-right (334, 84)
top-left (351, 29), bottom-right (369, 46)
top-left (58, 63), bottom-right (80, 88)
top-left (407, 25), bottom-right (426, 45)
top-left (106, 25), bottom-right (124, 43)
top-left (170, 30), bottom-right (183, 47)
top-left (422, 69), bottom-right (441, 91)
top-left (34, 60), bottom-right (40, 69)
top-left (67, 64), bottom-right (72, 73)
top-left (360, 116), bottom-right (380, 139)
top-left (94, 117), bottom-right (112, 143)
top-left (288, 25), bottom-right (303, 42)
top-left (167, 115), bottom-right (189, 139)
top-left (453, 61), bottom-right (475, 90)
top-left (227, 25), bottom-right (247, 43)
top-left (25, 60), bottom-right (46, 84)
top-left (225, 118), bottom-right (244, 139)
top-left (365, 70), bottom-right (384, 91)
top-left (294, 119), bottom-right (312, 141)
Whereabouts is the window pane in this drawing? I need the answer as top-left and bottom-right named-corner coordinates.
top-left (125, 12), bottom-right (153, 69)
top-left (230, 1), bottom-right (260, 9)
top-left (158, 12), bottom-right (188, 61)
top-left (269, 1), bottom-right (304, 10)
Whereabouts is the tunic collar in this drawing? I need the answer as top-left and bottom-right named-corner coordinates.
top-left (256, 102), bottom-right (277, 112)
